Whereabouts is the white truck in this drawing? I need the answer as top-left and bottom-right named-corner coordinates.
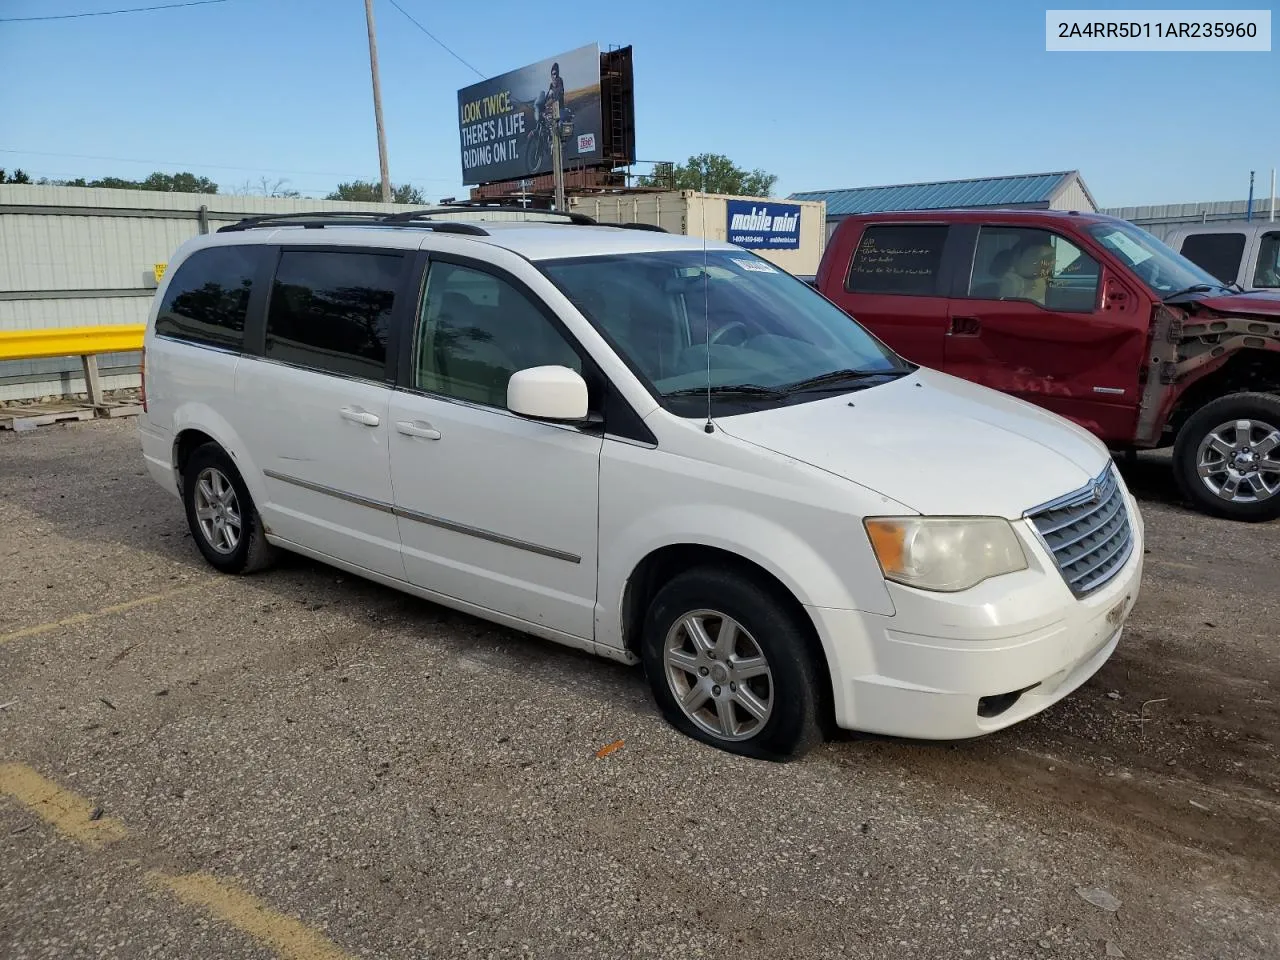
top-left (1164, 219), bottom-right (1280, 292)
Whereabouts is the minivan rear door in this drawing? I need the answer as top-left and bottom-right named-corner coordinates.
top-left (942, 223), bottom-right (1146, 443)
top-left (234, 245), bottom-right (415, 580)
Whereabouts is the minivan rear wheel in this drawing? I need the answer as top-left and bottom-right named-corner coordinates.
top-left (182, 443), bottom-right (276, 574)
top-left (1173, 392), bottom-right (1280, 522)
top-left (640, 567), bottom-right (823, 760)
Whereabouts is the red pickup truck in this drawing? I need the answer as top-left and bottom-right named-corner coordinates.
top-left (815, 209), bottom-right (1280, 521)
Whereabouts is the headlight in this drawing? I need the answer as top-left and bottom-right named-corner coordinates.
top-left (864, 517), bottom-right (1028, 592)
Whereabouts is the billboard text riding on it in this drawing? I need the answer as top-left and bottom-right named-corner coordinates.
top-left (457, 44), bottom-right (603, 185)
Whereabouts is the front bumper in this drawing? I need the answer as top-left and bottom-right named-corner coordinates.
top-left (810, 491), bottom-right (1145, 740)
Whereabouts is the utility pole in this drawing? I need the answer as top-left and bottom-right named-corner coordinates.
top-left (364, 0), bottom-right (392, 203)
top-left (550, 101), bottom-right (567, 211)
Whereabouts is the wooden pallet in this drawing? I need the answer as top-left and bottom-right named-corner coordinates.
top-left (95, 401), bottom-right (143, 419)
top-left (0, 401), bottom-right (142, 431)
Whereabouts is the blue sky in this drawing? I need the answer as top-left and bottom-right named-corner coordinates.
top-left (0, 0), bottom-right (1276, 206)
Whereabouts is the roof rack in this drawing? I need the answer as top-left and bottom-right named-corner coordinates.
top-left (427, 200), bottom-right (599, 225)
top-left (614, 221), bottom-right (668, 233)
top-left (217, 210), bottom-right (491, 235)
top-left (214, 203), bottom-right (670, 235)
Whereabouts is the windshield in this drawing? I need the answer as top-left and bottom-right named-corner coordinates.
top-left (539, 250), bottom-right (909, 413)
top-left (1085, 220), bottom-right (1227, 297)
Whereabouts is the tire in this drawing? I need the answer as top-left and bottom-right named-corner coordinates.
top-left (1172, 392), bottom-right (1280, 522)
top-left (526, 131), bottom-right (545, 173)
top-left (640, 566), bottom-right (824, 761)
top-left (182, 442), bottom-right (276, 574)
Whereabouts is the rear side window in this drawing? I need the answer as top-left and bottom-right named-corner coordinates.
top-left (1254, 231), bottom-right (1280, 288)
top-left (845, 224), bottom-right (949, 295)
top-left (155, 245), bottom-right (263, 350)
top-left (1179, 233), bottom-right (1246, 284)
top-left (264, 250), bottom-right (405, 380)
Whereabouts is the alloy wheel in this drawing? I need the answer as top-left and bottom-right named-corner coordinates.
top-left (1195, 418), bottom-right (1280, 504)
top-left (193, 467), bottom-right (242, 554)
top-left (663, 609), bottom-right (774, 742)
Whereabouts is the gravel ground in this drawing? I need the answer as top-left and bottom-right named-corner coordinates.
top-left (1, 418), bottom-right (1277, 959)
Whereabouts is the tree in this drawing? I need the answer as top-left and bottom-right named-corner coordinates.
top-left (139, 171), bottom-right (219, 193)
top-left (29, 171), bottom-right (219, 193)
top-left (640, 153), bottom-right (778, 197)
top-left (326, 180), bottom-right (425, 204)
top-left (0, 168), bottom-right (31, 184)
top-left (235, 176), bottom-right (301, 198)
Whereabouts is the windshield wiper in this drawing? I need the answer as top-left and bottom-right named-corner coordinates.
top-left (780, 367), bottom-right (910, 393)
top-left (1163, 283), bottom-right (1215, 300)
top-left (1223, 280), bottom-right (1245, 293)
top-left (665, 384), bottom-right (788, 400)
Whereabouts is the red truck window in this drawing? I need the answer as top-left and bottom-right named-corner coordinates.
top-left (845, 224), bottom-right (948, 296)
top-left (966, 226), bottom-right (1099, 313)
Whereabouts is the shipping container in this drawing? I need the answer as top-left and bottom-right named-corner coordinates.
top-left (570, 191), bottom-right (827, 277)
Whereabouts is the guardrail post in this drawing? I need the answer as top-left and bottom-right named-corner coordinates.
top-left (80, 354), bottom-right (103, 408)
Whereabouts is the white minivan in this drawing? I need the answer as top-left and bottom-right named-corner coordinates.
top-left (139, 208), bottom-right (1144, 759)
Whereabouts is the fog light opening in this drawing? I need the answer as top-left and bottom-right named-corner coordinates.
top-left (977, 683), bottom-right (1041, 719)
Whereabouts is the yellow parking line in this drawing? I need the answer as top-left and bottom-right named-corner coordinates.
top-left (0, 582), bottom-right (214, 646)
top-left (2, 763), bottom-right (356, 959)
top-left (147, 870), bottom-right (355, 960)
top-left (0, 763), bottom-right (127, 849)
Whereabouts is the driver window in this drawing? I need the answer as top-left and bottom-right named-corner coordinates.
top-left (1254, 232), bottom-right (1280, 288)
top-left (968, 226), bottom-right (1099, 312)
top-left (413, 261), bottom-right (581, 408)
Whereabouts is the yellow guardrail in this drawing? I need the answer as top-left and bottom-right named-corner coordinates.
top-left (0, 324), bottom-right (145, 362)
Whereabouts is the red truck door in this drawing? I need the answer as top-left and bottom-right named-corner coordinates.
top-left (821, 221), bottom-right (955, 369)
top-left (942, 223), bottom-right (1148, 443)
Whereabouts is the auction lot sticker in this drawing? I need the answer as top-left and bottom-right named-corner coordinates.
top-left (1046, 9), bottom-right (1271, 50)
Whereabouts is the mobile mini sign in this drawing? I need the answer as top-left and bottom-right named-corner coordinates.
top-left (725, 201), bottom-right (802, 250)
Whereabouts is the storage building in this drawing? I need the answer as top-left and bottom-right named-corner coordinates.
top-left (790, 171), bottom-right (1098, 239)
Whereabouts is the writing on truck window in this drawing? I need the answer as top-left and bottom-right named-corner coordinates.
top-left (845, 225), bottom-right (948, 295)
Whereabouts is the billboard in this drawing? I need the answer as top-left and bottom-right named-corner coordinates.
top-left (726, 200), bottom-right (802, 250)
top-left (457, 43), bottom-right (603, 186)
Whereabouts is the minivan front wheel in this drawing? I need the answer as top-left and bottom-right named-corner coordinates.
top-left (1173, 392), bottom-right (1280, 522)
top-left (182, 443), bottom-right (276, 574)
top-left (641, 567), bottom-right (823, 760)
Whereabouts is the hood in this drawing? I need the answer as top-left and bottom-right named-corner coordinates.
top-left (714, 368), bottom-right (1111, 518)
top-left (1185, 291), bottom-right (1280, 317)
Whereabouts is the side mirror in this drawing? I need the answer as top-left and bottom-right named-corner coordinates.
top-left (507, 365), bottom-right (589, 421)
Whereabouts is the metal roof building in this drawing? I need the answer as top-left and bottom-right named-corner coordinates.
top-left (790, 171), bottom-right (1098, 236)
top-left (1102, 197), bottom-right (1277, 243)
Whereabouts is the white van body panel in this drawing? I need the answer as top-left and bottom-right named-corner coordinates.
top-left (140, 219), bottom-right (1144, 742)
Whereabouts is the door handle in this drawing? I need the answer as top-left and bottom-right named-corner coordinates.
top-left (948, 316), bottom-right (982, 337)
top-left (396, 419), bottom-right (441, 440)
top-left (340, 406), bottom-right (380, 426)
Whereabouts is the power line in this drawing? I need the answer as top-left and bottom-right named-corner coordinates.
top-left (0, 0), bottom-right (227, 23)
top-left (0, 148), bottom-right (459, 183)
top-left (385, 0), bottom-right (485, 79)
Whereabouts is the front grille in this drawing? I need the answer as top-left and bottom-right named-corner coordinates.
top-left (1027, 465), bottom-right (1134, 597)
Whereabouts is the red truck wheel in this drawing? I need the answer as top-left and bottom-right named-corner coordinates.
top-left (1173, 392), bottom-right (1280, 522)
